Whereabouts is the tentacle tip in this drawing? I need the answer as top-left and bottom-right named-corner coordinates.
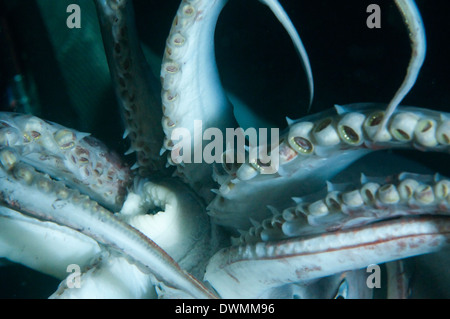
top-left (78, 132), bottom-right (91, 140)
top-left (266, 205), bottom-right (279, 215)
top-left (249, 218), bottom-right (260, 228)
top-left (325, 180), bottom-right (334, 192)
top-left (285, 116), bottom-right (295, 126)
top-left (124, 147), bottom-right (136, 156)
top-left (360, 173), bottom-right (368, 184)
top-left (334, 104), bottom-right (345, 115)
top-left (291, 196), bottom-right (303, 204)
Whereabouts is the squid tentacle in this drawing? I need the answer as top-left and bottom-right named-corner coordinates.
top-left (120, 177), bottom-right (214, 280)
top-left (206, 172), bottom-right (450, 298)
top-left (50, 253), bottom-right (158, 299)
top-left (94, 0), bottom-right (167, 175)
top-left (259, 260), bottom-right (411, 299)
top-left (0, 205), bottom-right (101, 280)
top-left (159, 0), bottom-right (237, 201)
top-left (208, 104), bottom-right (450, 229)
top-left (237, 172), bottom-right (450, 244)
top-left (0, 147), bottom-right (217, 299)
top-left (159, 0), bottom-right (312, 201)
top-left (1, 0), bottom-right (448, 299)
top-left (375, 0), bottom-right (427, 140)
top-left (205, 216), bottom-right (450, 298)
top-left (259, 0), bottom-right (314, 108)
top-left (0, 112), bottom-right (131, 211)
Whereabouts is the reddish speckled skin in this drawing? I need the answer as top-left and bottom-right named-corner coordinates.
top-left (0, 112), bottom-right (132, 210)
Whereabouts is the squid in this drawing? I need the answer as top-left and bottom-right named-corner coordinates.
top-left (0, 0), bottom-right (448, 298)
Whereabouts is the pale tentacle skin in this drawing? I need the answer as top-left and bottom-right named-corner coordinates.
top-left (375, 0), bottom-right (426, 140)
top-left (259, 260), bottom-right (412, 299)
top-left (259, 268), bottom-right (375, 299)
top-left (48, 176), bottom-right (214, 298)
top-left (159, 0), bottom-right (311, 199)
top-left (0, 206), bottom-right (101, 280)
top-left (0, 207), bottom-right (156, 299)
top-left (50, 254), bottom-right (157, 299)
top-left (205, 173), bottom-right (450, 298)
top-left (160, 0), bottom-right (237, 200)
top-left (209, 105), bottom-right (450, 229)
top-left (258, 0), bottom-right (313, 108)
top-left (236, 173), bottom-right (450, 244)
top-left (385, 260), bottom-right (411, 299)
top-left (0, 147), bottom-right (216, 299)
top-left (1, 0), bottom-right (449, 299)
top-left (119, 177), bottom-right (215, 279)
top-left (205, 216), bottom-right (450, 298)
top-left (0, 170), bottom-right (213, 299)
top-left (0, 112), bottom-right (131, 211)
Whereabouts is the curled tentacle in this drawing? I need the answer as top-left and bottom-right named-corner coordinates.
top-left (376, 0), bottom-right (426, 140)
top-left (0, 112), bottom-right (131, 211)
top-left (258, 0), bottom-right (313, 107)
top-left (0, 147), bottom-right (216, 299)
top-left (160, 0), bottom-right (237, 201)
top-left (48, 176), bottom-right (216, 299)
top-left (120, 177), bottom-right (215, 279)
